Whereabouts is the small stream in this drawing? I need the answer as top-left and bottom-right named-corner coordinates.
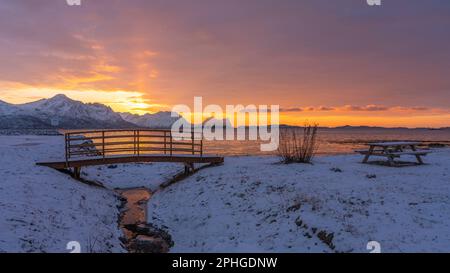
top-left (116, 187), bottom-right (173, 253)
top-left (116, 188), bottom-right (152, 240)
top-left (59, 162), bottom-right (220, 252)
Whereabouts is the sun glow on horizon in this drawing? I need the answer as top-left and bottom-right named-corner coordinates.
top-left (0, 85), bottom-right (165, 115)
top-left (0, 83), bottom-right (449, 128)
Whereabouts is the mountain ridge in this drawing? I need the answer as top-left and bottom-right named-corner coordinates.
top-left (0, 94), bottom-right (180, 129)
top-left (1, 95), bottom-right (448, 130)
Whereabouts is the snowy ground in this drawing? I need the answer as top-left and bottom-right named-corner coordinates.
top-left (0, 136), bottom-right (125, 253)
top-left (148, 150), bottom-right (450, 253)
top-left (83, 162), bottom-right (184, 191)
top-left (1, 135), bottom-right (450, 253)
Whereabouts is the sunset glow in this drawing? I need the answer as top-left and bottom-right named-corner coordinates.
top-left (0, 1), bottom-right (449, 127)
top-left (2, 1), bottom-right (450, 256)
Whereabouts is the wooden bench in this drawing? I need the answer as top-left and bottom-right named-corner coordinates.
top-left (389, 151), bottom-right (429, 156)
top-left (355, 150), bottom-right (429, 157)
top-left (356, 142), bottom-right (430, 166)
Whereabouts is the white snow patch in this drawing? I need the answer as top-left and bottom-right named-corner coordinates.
top-left (0, 136), bottom-right (125, 253)
top-left (83, 162), bottom-right (184, 191)
top-left (148, 151), bottom-right (450, 253)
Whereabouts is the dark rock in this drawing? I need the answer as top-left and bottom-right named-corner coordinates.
top-left (123, 223), bottom-right (174, 251)
top-left (129, 235), bottom-right (170, 253)
top-left (330, 167), bottom-right (343, 173)
top-left (286, 202), bottom-right (301, 213)
top-left (317, 231), bottom-right (335, 250)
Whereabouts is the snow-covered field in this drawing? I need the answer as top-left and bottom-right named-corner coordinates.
top-left (148, 151), bottom-right (450, 253)
top-left (0, 136), bottom-right (124, 253)
top-left (1, 135), bottom-right (450, 253)
top-left (83, 162), bottom-right (183, 191)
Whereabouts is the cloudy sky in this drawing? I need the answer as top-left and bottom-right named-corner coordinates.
top-left (0, 0), bottom-right (449, 127)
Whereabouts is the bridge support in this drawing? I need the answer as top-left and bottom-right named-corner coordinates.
top-left (73, 167), bottom-right (81, 179)
top-left (184, 163), bottom-right (194, 174)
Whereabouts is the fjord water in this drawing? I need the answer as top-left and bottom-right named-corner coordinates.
top-left (203, 128), bottom-right (450, 156)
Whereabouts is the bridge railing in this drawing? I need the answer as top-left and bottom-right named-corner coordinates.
top-left (64, 129), bottom-right (203, 162)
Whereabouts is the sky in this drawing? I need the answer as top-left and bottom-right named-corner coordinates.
top-left (0, 0), bottom-right (449, 127)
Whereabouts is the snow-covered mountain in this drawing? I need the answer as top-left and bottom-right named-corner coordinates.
top-left (20, 95), bottom-right (121, 122)
top-left (120, 111), bottom-right (186, 129)
top-left (17, 94), bottom-right (132, 128)
top-left (0, 100), bottom-right (21, 115)
top-left (1, 99), bottom-right (54, 129)
top-left (0, 94), bottom-right (183, 129)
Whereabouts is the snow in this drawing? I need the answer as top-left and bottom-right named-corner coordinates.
top-left (1, 134), bottom-right (450, 253)
top-left (0, 100), bottom-right (21, 115)
top-left (0, 136), bottom-right (125, 253)
top-left (19, 94), bottom-right (125, 123)
top-left (120, 111), bottom-right (185, 128)
top-left (83, 162), bottom-right (184, 191)
top-left (368, 141), bottom-right (422, 146)
top-left (1, 94), bottom-right (134, 129)
top-left (1, 95), bottom-right (185, 129)
top-left (147, 150), bottom-right (450, 253)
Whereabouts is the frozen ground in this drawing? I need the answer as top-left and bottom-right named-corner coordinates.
top-left (148, 150), bottom-right (450, 253)
top-left (83, 162), bottom-right (184, 191)
top-left (1, 135), bottom-right (449, 253)
top-left (0, 136), bottom-right (125, 253)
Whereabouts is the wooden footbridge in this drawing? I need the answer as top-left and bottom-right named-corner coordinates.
top-left (37, 129), bottom-right (224, 178)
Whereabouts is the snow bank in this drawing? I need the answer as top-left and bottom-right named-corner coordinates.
top-left (2, 134), bottom-right (449, 253)
top-left (148, 150), bottom-right (450, 253)
top-left (0, 136), bottom-right (125, 253)
top-left (83, 163), bottom-right (184, 191)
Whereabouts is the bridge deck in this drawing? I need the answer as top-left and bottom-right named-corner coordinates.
top-left (36, 129), bottom-right (224, 178)
top-left (37, 154), bottom-right (224, 169)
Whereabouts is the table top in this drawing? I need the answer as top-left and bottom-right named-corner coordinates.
top-left (368, 141), bottom-right (422, 147)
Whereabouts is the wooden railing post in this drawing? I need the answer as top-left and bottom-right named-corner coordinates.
top-left (65, 133), bottom-right (69, 167)
top-left (164, 131), bottom-right (167, 155)
top-left (191, 131), bottom-right (195, 155)
top-left (137, 130), bottom-right (140, 156)
top-left (200, 130), bottom-right (203, 157)
top-left (200, 138), bottom-right (203, 157)
top-left (102, 131), bottom-right (105, 159)
top-left (133, 130), bottom-right (137, 155)
top-left (170, 131), bottom-right (173, 156)
top-left (62, 128), bottom-right (210, 161)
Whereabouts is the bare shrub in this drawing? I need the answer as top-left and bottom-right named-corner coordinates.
top-left (278, 124), bottom-right (319, 164)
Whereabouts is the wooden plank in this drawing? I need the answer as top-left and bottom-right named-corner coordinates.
top-left (410, 145), bottom-right (425, 164)
top-left (389, 151), bottom-right (429, 156)
top-left (362, 145), bottom-right (375, 163)
top-left (37, 155), bottom-right (224, 169)
top-left (357, 151), bottom-right (428, 156)
top-left (368, 141), bottom-right (422, 147)
top-left (68, 134), bottom-right (167, 141)
top-left (66, 128), bottom-right (203, 135)
top-left (62, 129), bottom-right (208, 166)
top-left (68, 148), bottom-right (202, 156)
top-left (69, 140), bottom-right (201, 148)
top-left (355, 149), bottom-right (385, 154)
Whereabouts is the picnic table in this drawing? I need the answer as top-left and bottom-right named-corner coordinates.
top-left (356, 141), bottom-right (429, 166)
